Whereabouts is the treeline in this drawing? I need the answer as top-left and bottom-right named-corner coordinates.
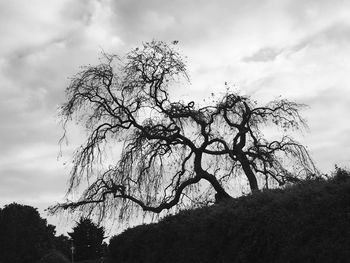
top-left (2, 169), bottom-right (349, 262)
top-left (109, 168), bottom-right (350, 263)
top-left (0, 203), bottom-right (106, 263)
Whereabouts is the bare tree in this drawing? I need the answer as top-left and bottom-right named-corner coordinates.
top-left (50, 41), bottom-right (318, 221)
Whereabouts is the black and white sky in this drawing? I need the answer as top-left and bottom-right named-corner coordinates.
top-left (1, 0), bottom-right (350, 232)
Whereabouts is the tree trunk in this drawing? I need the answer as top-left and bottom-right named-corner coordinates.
top-left (238, 153), bottom-right (259, 192)
top-left (200, 170), bottom-right (232, 204)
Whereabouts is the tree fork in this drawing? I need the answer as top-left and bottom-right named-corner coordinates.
top-left (194, 151), bottom-right (232, 202)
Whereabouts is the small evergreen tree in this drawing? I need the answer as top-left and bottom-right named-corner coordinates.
top-left (68, 218), bottom-right (105, 261)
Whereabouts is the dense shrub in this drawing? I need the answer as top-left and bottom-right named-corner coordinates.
top-left (52, 234), bottom-right (71, 260)
top-left (38, 249), bottom-right (70, 263)
top-left (109, 169), bottom-right (350, 263)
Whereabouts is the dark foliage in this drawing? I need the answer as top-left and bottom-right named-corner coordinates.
top-left (38, 249), bottom-right (70, 263)
top-left (0, 203), bottom-right (56, 263)
top-left (68, 218), bottom-right (105, 261)
top-left (53, 234), bottom-right (71, 260)
top-left (109, 168), bottom-right (350, 263)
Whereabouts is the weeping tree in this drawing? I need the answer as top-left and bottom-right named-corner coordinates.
top-left (50, 40), bottom-right (318, 221)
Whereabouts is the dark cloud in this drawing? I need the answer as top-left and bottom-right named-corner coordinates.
top-left (243, 47), bottom-right (282, 62)
top-left (60, 0), bottom-right (95, 26)
top-left (108, 0), bottom-right (261, 46)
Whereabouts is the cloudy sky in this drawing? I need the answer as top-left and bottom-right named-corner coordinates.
top-left (1, 0), bottom-right (350, 234)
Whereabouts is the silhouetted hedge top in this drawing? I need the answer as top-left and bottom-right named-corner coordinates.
top-left (109, 169), bottom-right (350, 263)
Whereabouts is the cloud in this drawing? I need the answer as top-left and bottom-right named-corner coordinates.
top-left (243, 21), bottom-right (350, 63)
top-left (243, 47), bottom-right (283, 62)
top-left (1, 0), bottom-right (350, 233)
top-left (0, 0), bottom-right (114, 219)
top-left (108, 0), bottom-right (293, 49)
top-left (300, 87), bottom-right (350, 171)
top-left (0, 143), bottom-right (69, 208)
top-left (0, 0), bottom-right (124, 155)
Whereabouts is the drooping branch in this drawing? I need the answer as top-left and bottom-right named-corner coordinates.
top-left (51, 173), bottom-right (203, 215)
top-left (51, 41), bottom-right (319, 222)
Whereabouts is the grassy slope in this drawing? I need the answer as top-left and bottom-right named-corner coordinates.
top-left (109, 170), bottom-right (350, 263)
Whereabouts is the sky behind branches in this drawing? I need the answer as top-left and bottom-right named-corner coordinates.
top-left (1, 0), bottom-right (350, 234)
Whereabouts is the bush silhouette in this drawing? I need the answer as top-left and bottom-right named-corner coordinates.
top-left (109, 169), bottom-right (350, 263)
top-left (38, 249), bottom-right (70, 263)
top-left (0, 203), bottom-right (56, 263)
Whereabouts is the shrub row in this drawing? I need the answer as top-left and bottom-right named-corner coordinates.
top-left (109, 169), bottom-right (350, 263)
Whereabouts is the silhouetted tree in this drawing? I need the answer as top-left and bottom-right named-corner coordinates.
top-left (0, 203), bottom-right (56, 263)
top-left (68, 218), bottom-right (105, 261)
top-left (50, 40), bottom-right (318, 221)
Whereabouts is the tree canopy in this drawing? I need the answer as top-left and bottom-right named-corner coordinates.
top-left (0, 203), bottom-right (56, 263)
top-left (68, 218), bottom-right (105, 261)
top-left (50, 40), bottom-right (318, 222)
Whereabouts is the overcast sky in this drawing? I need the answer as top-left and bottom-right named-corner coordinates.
top-left (1, 0), bottom-right (350, 234)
